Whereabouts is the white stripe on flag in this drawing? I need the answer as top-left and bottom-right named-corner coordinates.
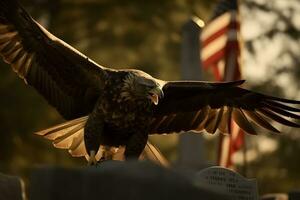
top-left (201, 30), bottom-right (237, 62)
top-left (202, 34), bottom-right (227, 61)
top-left (201, 11), bottom-right (237, 41)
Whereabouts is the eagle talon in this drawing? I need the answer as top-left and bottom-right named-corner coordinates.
top-left (95, 156), bottom-right (106, 166)
top-left (87, 150), bottom-right (97, 166)
top-left (99, 156), bottom-right (106, 162)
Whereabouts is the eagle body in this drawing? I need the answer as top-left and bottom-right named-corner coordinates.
top-left (84, 71), bottom-right (154, 158)
top-left (1, 0), bottom-right (300, 164)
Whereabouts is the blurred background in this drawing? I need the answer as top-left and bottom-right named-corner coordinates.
top-left (1, 0), bottom-right (300, 195)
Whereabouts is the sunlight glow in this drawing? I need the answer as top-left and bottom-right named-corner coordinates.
top-left (192, 16), bottom-right (205, 28)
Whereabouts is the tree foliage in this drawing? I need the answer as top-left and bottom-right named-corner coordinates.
top-left (237, 0), bottom-right (300, 194)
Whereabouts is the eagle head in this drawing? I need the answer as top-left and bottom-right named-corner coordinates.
top-left (121, 70), bottom-right (164, 105)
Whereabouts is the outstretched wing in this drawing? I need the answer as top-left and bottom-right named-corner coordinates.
top-left (150, 80), bottom-right (300, 135)
top-left (0, 0), bottom-right (110, 119)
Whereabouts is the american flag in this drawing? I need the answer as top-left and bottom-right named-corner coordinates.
top-left (200, 0), bottom-right (244, 168)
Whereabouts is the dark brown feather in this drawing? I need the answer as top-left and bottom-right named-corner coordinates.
top-left (218, 107), bottom-right (232, 134)
top-left (0, 1), bottom-right (111, 119)
top-left (232, 108), bottom-right (257, 135)
top-left (264, 100), bottom-right (300, 112)
top-left (191, 106), bottom-right (209, 129)
top-left (243, 110), bottom-right (280, 133)
top-left (258, 108), bottom-right (300, 128)
top-left (205, 108), bottom-right (224, 134)
top-left (262, 102), bottom-right (300, 119)
top-left (152, 81), bottom-right (300, 135)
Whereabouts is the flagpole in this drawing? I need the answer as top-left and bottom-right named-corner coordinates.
top-left (242, 135), bottom-right (247, 177)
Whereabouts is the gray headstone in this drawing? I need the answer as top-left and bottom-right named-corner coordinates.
top-left (289, 191), bottom-right (300, 200)
top-left (29, 161), bottom-right (228, 200)
top-left (0, 173), bottom-right (25, 200)
top-left (194, 166), bottom-right (259, 200)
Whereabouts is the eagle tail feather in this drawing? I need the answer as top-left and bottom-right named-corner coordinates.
top-left (35, 116), bottom-right (88, 140)
top-left (35, 117), bottom-right (169, 166)
top-left (143, 141), bottom-right (170, 167)
top-left (35, 116), bottom-right (89, 159)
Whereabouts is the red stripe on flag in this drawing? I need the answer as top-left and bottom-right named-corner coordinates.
top-left (202, 22), bottom-right (240, 48)
top-left (202, 49), bottom-right (225, 69)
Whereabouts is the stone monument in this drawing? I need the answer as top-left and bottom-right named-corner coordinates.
top-left (194, 166), bottom-right (259, 200)
top-left (0, 173), bottom-right (25, 200)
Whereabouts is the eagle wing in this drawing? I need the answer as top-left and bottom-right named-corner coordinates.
top-left (0, 0), bottom-right (110, 119)
top-left (150, 80), bottom-right (300, 135)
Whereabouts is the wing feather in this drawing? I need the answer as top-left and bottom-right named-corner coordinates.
top-left (232, 108), bottom-right (257, 135)
top-left (218, 107), bottom-right (232, 134)
top-left (205, 108), bottom-right (220, 134)
top-left (258, 108), bottom-right (300, 128)
top-left (150, 80), bottom-right (300, 135)
top-left (194, 106), bottom-right (210, 131)
top-left (262, 102), bottom-right (300, 119)
top-left (264, 100), bottom-right (300, 112)
top-left (0, 0), bottom-right (111, 119)
top-left (243, 110), bottom-right (280, 133)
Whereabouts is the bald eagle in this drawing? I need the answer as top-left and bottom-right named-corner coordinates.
top-left (1, 0), bottom-right (300, 165)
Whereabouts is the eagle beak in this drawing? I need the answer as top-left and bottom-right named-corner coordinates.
top-left (149, 88), bottom-right (164, 105)
top-left (150, 93), bottom-right (159, 105)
